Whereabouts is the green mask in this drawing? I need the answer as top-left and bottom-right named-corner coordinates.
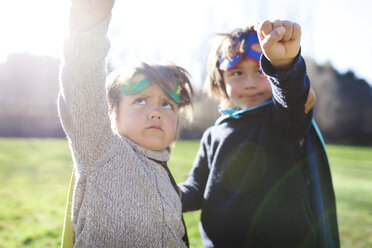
top-left (120, 78), bottom-right (181, 103)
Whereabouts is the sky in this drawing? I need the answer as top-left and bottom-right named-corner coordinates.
top-left (1, 0), bottom-right (371, 89)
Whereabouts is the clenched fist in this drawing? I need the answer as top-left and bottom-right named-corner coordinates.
top-left (71, 0), bottom-right (115, 31)
top-left (258, 20), bottom-right (301, 70)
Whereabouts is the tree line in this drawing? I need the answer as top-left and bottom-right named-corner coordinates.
top-left (1, 53), bottom-right (371, 145)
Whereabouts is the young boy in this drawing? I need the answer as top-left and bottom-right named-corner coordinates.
top-left (179, 20), bottom-right (339, 247)
top-left (59, 0), bottom-right (192, 247)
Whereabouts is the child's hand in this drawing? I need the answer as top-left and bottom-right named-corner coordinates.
top-left (305, 87), bottom-right (316, 114)
top-left (71, 0), bottom-right (115, 31)
top-left (258, 20), bottom-right (301, 70)
top-left (178, 186), bottom-right (183, 199)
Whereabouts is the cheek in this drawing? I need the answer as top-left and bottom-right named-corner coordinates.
top-left (116, 114), bottom-right (130, 135)
top-left (166, 114), bottom-right (178, 135)
top-left (263, 81), bottom-right (272, 96)
top-left (257, 77), bottom-right (271, 95)
top-left (170, 115), bottom-right (178, 131)
top-left (116, 108), bottom-right (142, 134)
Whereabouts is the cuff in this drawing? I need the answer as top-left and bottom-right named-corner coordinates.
top-left (260, 49), bottom-right (304, 79)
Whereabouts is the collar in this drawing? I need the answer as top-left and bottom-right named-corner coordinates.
top-left (215, 100), bottom-right (273, 125)
top-left (124, 136), bottom-right (170, 162)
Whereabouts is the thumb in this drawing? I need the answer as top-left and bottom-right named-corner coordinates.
top-left (262, 26), bottom-right (286, 47)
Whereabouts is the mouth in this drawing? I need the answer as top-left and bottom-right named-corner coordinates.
top-left (147, 125), bottom-right (163, 131)
top-left (241, 93), bottom-right (260, 99)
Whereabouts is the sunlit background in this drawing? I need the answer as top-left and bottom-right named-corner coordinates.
top-left (0, 0), bottom-right (371, 88)
top-left (1, 1), bottom-right (372, 247)
top-left (1, 0), bottom-right (372, 142)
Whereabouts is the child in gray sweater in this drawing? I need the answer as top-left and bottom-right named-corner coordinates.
top-left (59, 0), bottom-right (193, 247)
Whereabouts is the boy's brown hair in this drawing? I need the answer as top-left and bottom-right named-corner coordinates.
top-left (106, 62), bottom-right (194, 130)
top-left (204, 24), bottom-right (258, 109)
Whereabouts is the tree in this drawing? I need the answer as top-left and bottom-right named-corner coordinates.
top-left (307, 58), bottom-right (372, 145)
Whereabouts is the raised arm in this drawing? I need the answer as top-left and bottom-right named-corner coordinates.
top-left (71, 0), bottom-right (115, 32)
top-left (58, 0), bottom-right (116, 167)
top-left (257, 20), bottom-right (314, 137)
top-left (259, 20), bottom-right (316, 113)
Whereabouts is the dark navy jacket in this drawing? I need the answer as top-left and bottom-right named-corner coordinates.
top-left (179, 55), bottom-right (339, 248)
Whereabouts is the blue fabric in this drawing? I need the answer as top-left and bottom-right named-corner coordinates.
top-left (304, 120), bottom-right (339, 248)
top-left (217, 100), bottom-right (273, 124)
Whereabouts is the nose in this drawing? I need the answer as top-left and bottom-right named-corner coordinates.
top-left (243, 75), bottom-right (257, 88)
top-left (149, 107), bottom-right (162, 120)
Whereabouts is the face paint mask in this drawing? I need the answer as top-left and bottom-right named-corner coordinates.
top-left (120, 78), bottom-right (182, 103)
top-left (219, 31), bottom-right (262, 71)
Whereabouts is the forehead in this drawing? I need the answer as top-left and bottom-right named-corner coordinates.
top-left (133, 72), bottom-right (176, 90)
top-left (229, 57), bottom-right (261, 70)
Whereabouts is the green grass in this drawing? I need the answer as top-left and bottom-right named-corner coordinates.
top-left (0, 138), bottom-right (371, 247)
top-left (0, 139), bottom-right (72, 248)
top-left (327, 145), bottom-right (372, 248)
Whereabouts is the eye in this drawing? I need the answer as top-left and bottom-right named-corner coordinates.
top-left (162, 100), bottom-right (174, 110)
top-left (134, 98), bottom-right (146, 105)
top-left (230, 71), bottom-right (242, 76)
top-left (257, 69), bottom-right (267, 78)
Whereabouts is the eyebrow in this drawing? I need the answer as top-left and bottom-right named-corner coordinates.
top-left (130, 92), bottom-right (148, 98)
top-left (132, 89), bottom-right (175, 103)
top-left (231, 64), bottom-right (242, 70)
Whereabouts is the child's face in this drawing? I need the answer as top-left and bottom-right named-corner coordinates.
top-left (222, 58), bottom-right (272, 109)
top-left (115, 81), bottom-right (179, 151)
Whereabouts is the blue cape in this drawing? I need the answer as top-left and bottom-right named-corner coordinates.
top-left (304, 120), bottom-right (340, 248)
top-left (217, 105), bottom-right (340, 248)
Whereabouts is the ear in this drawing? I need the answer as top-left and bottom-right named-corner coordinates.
top-left (108, 107), bottom-right (114, 115)
top-left (108, 106), bottom-right (117, 122)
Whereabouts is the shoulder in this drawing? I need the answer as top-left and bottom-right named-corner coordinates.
top-left (200, 119), bottom-right (235, 147)
top-left (200, 126), bottom-right (214, 143)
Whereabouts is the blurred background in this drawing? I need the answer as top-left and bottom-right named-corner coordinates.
top-left (0, 0), bottom-right (372, 145)
top-left (1, 1), bottom-right (371, 247)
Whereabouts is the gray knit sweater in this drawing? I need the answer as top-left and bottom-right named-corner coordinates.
top-left (58, 16), bottom-right (186, 248)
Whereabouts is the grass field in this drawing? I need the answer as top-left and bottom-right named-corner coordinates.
top-left (0, 138), bottom-right (371, 247)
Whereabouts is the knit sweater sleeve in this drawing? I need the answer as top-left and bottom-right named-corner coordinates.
top-left (260, 52), bottom-right (313, 139)
top-left (58, 15), bottom-right (115, 169)
top-left (179, 128), bottom-right (212, 212)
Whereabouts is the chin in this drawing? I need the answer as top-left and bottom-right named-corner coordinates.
top-left (242, 100), bottom-right (266, 109)
top-left (238, 103), bottom-right (254, 109)
top-left (142, 140), bottom-right (168, 151)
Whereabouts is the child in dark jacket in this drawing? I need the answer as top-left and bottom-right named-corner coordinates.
top-left (179, 20), bottom-right (339, 248)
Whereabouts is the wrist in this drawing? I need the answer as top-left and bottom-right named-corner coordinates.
top-left (270, 58), bottom-right (296, 71)
top-left (260, 51), bottom-right (303, 78)
top-left (268, 47), bottom-right (301, 71)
